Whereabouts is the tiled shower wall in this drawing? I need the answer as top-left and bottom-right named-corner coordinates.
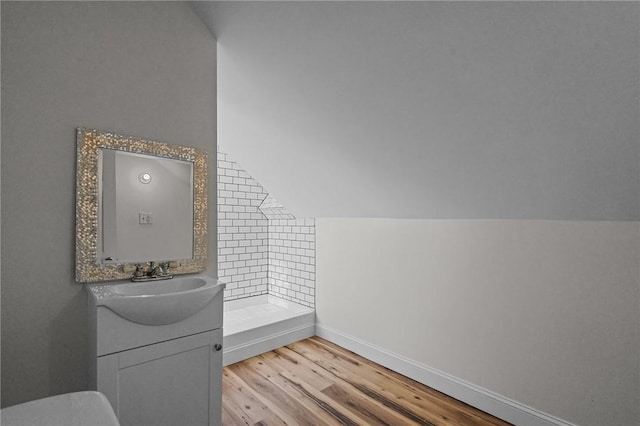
top-left (217, 146), bottom-right (315, 307)
top-left (217, 148), bottom-right (269, 300)
top-left (266, 218), bottom-right (315, 307)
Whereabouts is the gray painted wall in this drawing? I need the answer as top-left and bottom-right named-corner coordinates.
top-left (194, 1), bottom-right (639, 220)
top-left (1, 1), bottom-right (217, 407)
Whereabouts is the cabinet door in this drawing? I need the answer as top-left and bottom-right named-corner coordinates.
top-left (97, 329), bottom-right (223, 426)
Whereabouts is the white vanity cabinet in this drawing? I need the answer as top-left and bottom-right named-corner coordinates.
top-left (97, 330), bottom-right (222, 426)
top-left (87, 276), bottom-right (225, 426)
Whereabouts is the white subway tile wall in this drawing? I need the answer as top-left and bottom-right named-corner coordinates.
top-left (217, 146), bottom-right (315, 307)
top-left (267, 218), bottom-right (315, 307)
top-left (217, 147), bottom-right (269, 300)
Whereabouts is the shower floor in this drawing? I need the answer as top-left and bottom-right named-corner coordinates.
top-left (222, 295), bottom-right (315, 366)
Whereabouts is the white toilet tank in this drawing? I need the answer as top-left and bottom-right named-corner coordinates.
top-left (0, 391), bottom-right (119, 426)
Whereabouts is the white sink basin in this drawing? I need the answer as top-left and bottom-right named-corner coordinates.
top-left (88, 275), bottom-right (225, 325)
top-left (111, 277), bottom-right (207, 296)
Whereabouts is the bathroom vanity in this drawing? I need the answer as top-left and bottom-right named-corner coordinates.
top-left (87, 276), bottom-right (225, 426)
top-left (76, 129), bottom-right (222, 425)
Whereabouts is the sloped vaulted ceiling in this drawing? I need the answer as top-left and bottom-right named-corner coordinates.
top-left (192, 1), bottom-right (639, 220)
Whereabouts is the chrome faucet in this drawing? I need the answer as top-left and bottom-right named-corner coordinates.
top-left (131, 261), bottom-right (173, 282)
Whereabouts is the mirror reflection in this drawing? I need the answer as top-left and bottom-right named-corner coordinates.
top-left (98, 149), bottom-right (194, 264)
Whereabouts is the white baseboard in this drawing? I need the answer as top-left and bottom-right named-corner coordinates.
top-left (223, 323), bottom-right (315, 367)
top-left (315, 323), bottom-right (577, 426)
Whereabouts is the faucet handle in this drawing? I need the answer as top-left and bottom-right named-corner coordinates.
top-left (161, 261), bottom-right (173, 276)
top-left (133, 264), bottom-right (145, 278)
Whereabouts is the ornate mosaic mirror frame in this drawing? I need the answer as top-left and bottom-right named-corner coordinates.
top-left (75, 128), bottom-right (208, 282)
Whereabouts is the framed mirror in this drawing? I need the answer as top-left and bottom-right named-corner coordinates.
top-left (76, 128), bottom-right (207, 282)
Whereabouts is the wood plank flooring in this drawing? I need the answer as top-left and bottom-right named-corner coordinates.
top-left (222, 337), bottom-right (512, 426)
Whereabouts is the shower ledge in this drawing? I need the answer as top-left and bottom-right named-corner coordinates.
top-left (222, 295), bottom-right (315, 366)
